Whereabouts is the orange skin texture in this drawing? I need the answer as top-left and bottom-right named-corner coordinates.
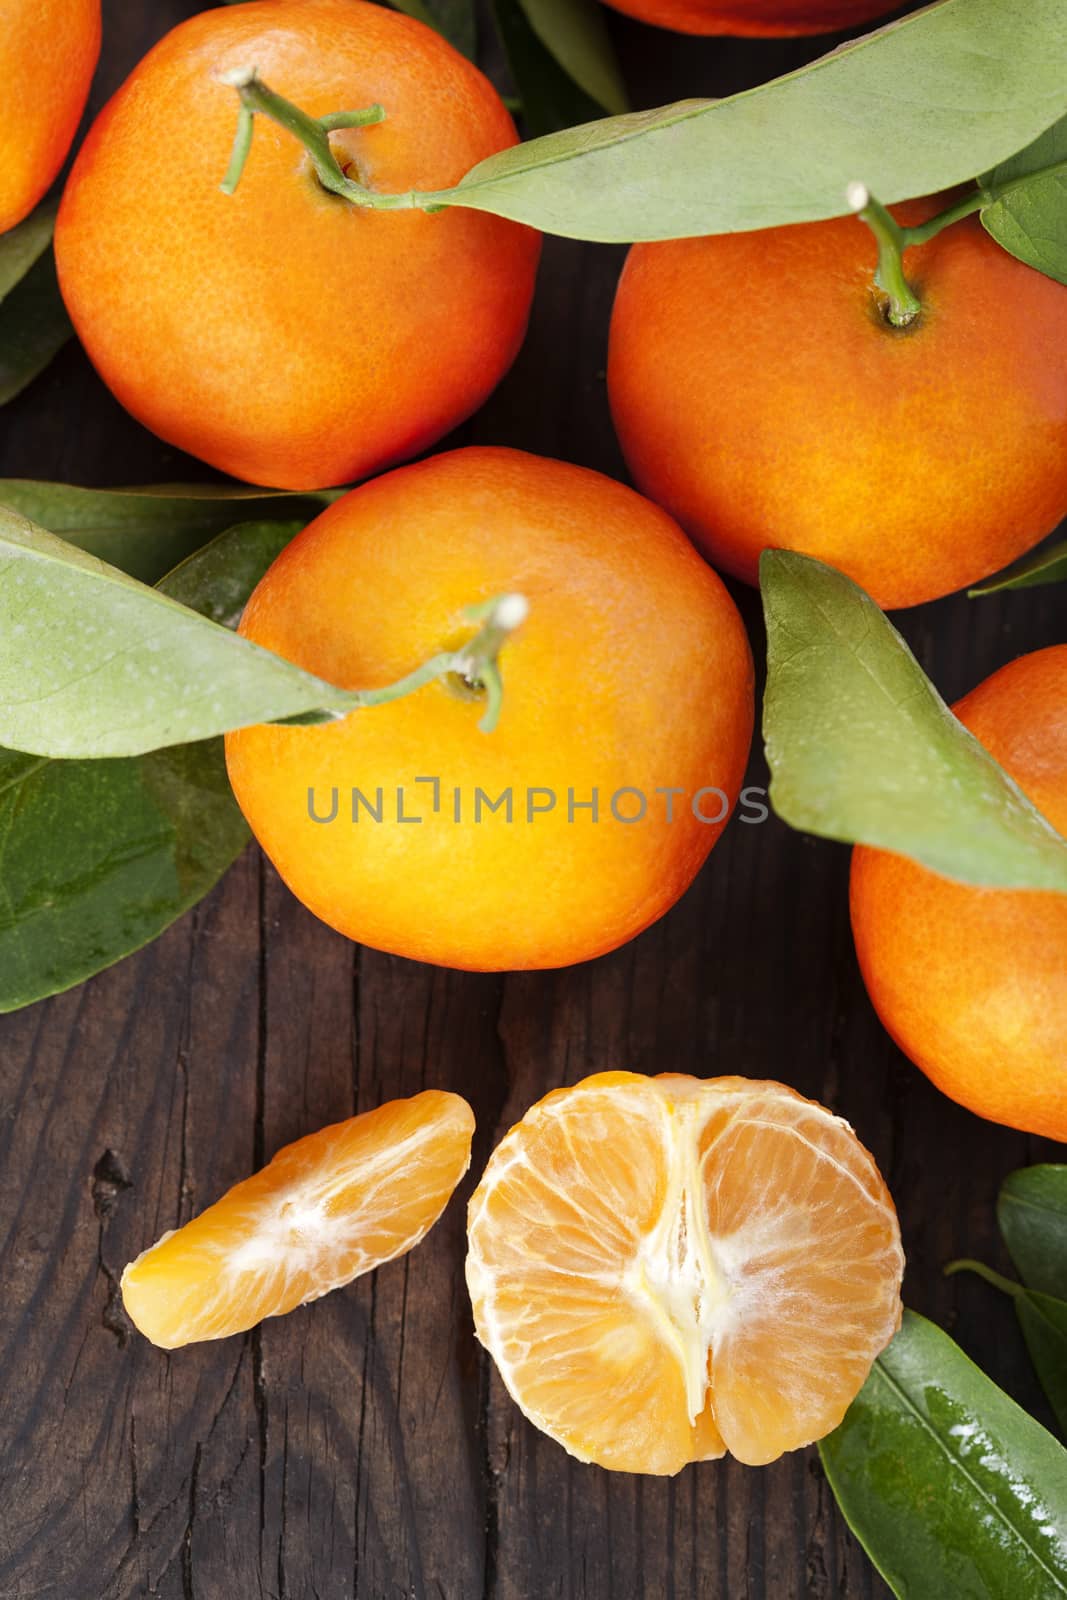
top-left (0, 0), bottom-right (100, 234)
top-left (608, 198), bottom-right (1067, 609)
top-left (600, 0), bottom-right (895, 36)
top-left (225, 447), bottom-right (754, 971)
top-left (851, 647), bottom-right (1067, 1141)
top-left (54, 0), bottom-right (539, 490)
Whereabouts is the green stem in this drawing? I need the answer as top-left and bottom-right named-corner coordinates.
top-left (221, 103), bottom-right (255, 196)
top-left (900, 188), bottom-right (985, 246)
top-left (339, 592), bottom-right (528, 734)
top-left (945, 1257), bottom-right (1025, 1300)
top-left (219, 69), bottom-right (408, 206)
top-left (847, 182), bottom-right (922, 328)
top-left (847, 155), bottom-right (1067, 319)
top-left (906, 156), bottom-right (1067, 245)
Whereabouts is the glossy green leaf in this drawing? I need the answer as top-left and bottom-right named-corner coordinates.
top-left (980, 114), bottom-right (1067, 284)
top-left (431, 0), bottom-right (1067, 241)
top-left (516, 0), bottom-right (627, 117)
top-left (1016, 1292), bottom-right (1067, 1437)
top-left (0, 507), bottom-right (356, 758)
top-left (0, 201), bottom-right (72, 405)
top-left (970, 541), bottom-right (1067, 596)
top-left (1000, 1167), bottom-right (1067, 1298)
top-left (819, 1310), bottom-right (1067, 1600)
top-left (946, 1260), bottom-right (1067, 1441)
top-left (493, 0), bottom-right (604, 138)
top-left (388, 0), bottom-right (476, 56)
top-left (760, 552), bottom-right (1067, 892)
top-left (0, 480), bottom-right (335, 584)
top-left (0, 519), bottom-right (302, 1014)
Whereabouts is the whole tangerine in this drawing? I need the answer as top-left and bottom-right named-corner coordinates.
top-left (54, 0), bottom-right (539, 490)
top-left (225, 447), bottom-right (754, 971)
top-left (599, 0), bottom-right (895, 37)
top-left (0, 0), bottom-right (100, 234)
top-left (608, 198), bottom-right (1067, 609)
top-left (850, 646), bottom-right (1067, 1140)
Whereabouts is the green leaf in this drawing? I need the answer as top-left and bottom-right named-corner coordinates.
top-left (1000, 1167), bottom-right (1067, 1298)
top-left (515, 0), bottom-right (627, 117)
top-left (819, 1310), bottom-right (1067, 1600)
top-left (946, 1259), bottom-right (1067, 1442)
top-left (0, 519), bottom-right (303, 1014)
top-left (0, 200), bottom-right (60, 301)
top-left (980, 114), bottom-right (1067, 285)
top-left (0, 201), bottom-right (72, 405)
top-left (0, 507), bottom-right (355, 758)
top-left (432, 0), bottom-right (1067, 242)
top-left (0, 480), bottom-right (336, 584)
top-left (388, 0), bottom-right (476, 57)
top-left (970, 540), bottom-right (1067, 596)
top-left (1016, 1292), bottom-right (1067, 1438)
top-left (493, 0), bottom-right (604, 138)
top-left (760, 551), bottom-right (1067, 892)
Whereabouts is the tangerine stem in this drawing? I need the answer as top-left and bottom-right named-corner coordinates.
top-left (219, 69), bottom-right (399, 205)
top-left (847, 182), bottom-right (921, 328)
top-left (343, 592), bottom-right (529, 734)
top-left (944, 1258), bottom-right (1024, 1300)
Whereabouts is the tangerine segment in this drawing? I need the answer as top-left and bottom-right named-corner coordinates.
top-left (123, 1090), bottom-right (474, 1348)
top-left (466, 1073), bottom-right (902, 1473)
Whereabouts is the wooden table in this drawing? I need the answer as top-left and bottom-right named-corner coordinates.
top-left (1, 3), bottom-right (1061, 1595)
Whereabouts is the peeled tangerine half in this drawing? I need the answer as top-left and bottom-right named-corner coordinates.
top-left (123, 1090), bottom-right (474, 1348)
top-left (466, 1073), bottom-right (903, 1472)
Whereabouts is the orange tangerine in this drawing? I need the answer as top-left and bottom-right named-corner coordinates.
top-left (599, 0), bottom-right (895, 36)
top-left (122, 1090), bottom-right (474, 1348)
top-left (55, 0), bottom-right (538, 488)
top-left (225, 447), bottom-right (754, 971)
top-left (608, 200), bottom-right (1067, 610)
top-left (851, 646), bottom-right (1067, 1139)
top-left (0, 0), bottom-right (100, 235)
top-left (466, 1072), bottom-right (903, 1472)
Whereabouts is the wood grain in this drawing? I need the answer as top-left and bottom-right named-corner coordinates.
top-left (0, 3), bottom-right (1062, 1596)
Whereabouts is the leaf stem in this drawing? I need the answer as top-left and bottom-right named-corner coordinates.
top-left (900, 188), bottom-right (985, 246)
top-left (846, 182), bottom-right (921, 327)
top-left (945, 1258), bottom-right (1024, 1300)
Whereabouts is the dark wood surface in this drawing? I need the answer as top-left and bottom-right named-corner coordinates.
top-left (0, 4), bottom-right (1062, 1597)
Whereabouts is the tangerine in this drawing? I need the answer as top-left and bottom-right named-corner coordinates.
top-left (0, 0), bottom-right (100, 234)
top-left (224, 446), bottom-right (754, 971)
top-left (608, 198), bottom-right (1067, 609)
top-left (55, 0), bottom-right (539, 489)
top-left (599, 0), bottom-right (895, 37)
top-left (851, 646), bottom-right (1067, 1140)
